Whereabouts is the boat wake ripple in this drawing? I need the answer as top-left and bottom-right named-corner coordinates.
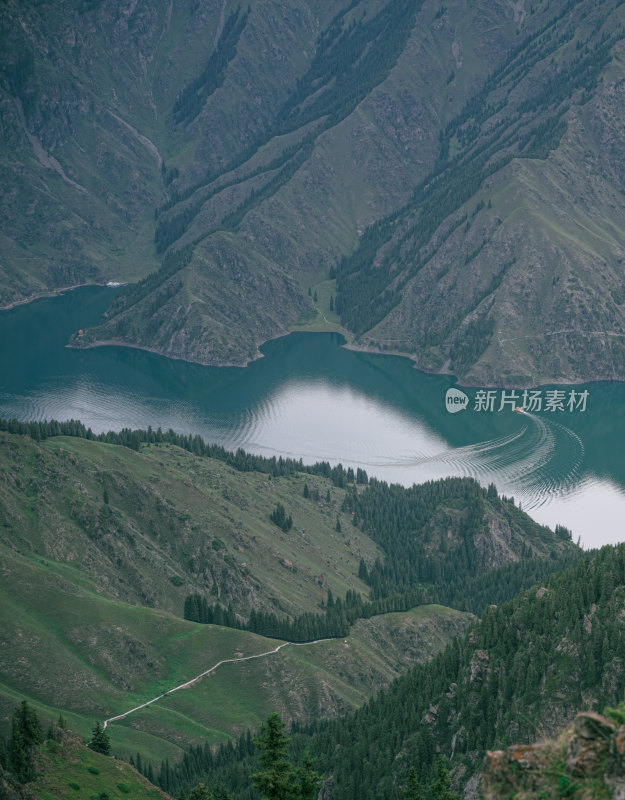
top-left (370, 413), bottom-right (584, 511)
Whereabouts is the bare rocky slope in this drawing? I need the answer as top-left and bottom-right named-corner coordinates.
top-left (3, 0), bottom-right (625, 384)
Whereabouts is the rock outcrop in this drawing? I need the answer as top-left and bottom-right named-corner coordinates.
top-left (483, 711), bottom-right (625, 799)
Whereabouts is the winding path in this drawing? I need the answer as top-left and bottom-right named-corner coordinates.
top-left (103, 637), bottom-right (334, 729)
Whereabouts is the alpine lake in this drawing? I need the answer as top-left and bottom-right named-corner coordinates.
top-left (1, 285), bottom-right (624, 550)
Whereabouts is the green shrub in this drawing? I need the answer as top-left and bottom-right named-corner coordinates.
top-left (556, 774), bottom-right (577, 797)
top-left (604, 700), bottom-right (625, 726)
top-left (87, 765), bottom-right (99, 774)
top-left (116, 783), bottom-right (131, 794)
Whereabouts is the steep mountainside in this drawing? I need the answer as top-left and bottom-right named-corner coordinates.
top-left (3, 1), bottom-right (625, 383)
top-left (190, 544), bottom-right (625, 800)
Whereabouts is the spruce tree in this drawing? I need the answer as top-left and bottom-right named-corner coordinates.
top-left (88, 721), bottom-right (111, 756)
top-left (402, 766), bottom-right (425, 800)
top-left (297, 750), bottom-right (321, 800)
top-left (429, 756), bottom-right (458, 800)
top-left (252, 713), bottom-right (297, 800)
top-left (188, 784), bottom-right (212, 800)
top-left (14, 701), bottom-right (42, 747)
top-left (9, 716), bottom-right (29, 782)
top-left (8, 701), bottom-right (43, 782)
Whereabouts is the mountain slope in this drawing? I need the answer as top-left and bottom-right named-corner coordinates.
top-left (189, 543), bottom-right (625, 800)
top-left (0, 425), bottom-right (579, 620)
top-left (29, 727), bottom-right (172, 800)
top-left (335, 1), bottom-right (625, 386)
top-left (0, 537), bottom-right (472, 764)
top-left (0, 424), bottom-right (579, 766)
top-left (3, 1), bottom-right (625, 383)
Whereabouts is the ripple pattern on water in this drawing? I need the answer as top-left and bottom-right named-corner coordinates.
top-left (370, 412), bottom-right (585, 511)
top-left (1, 283), bottom-right (621, 548)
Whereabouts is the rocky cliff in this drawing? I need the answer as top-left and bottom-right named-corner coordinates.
top-left (483, 710), bottom-right (625, 800)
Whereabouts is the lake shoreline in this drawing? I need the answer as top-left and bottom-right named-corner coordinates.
top-left (0, 281), bottom-right (123, 312)
top-left (4, 283), bottom-right (618, 390)
top-left (69, 327), bottom-right (615, 390)
top-left (66, 337), bottom-right (258, 370)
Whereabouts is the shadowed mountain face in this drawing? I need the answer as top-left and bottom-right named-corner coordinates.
top-left (3, 0), bottom-right (625, 385)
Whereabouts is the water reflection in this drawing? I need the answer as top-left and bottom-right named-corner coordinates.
top-left (1, 286), bottom-right (624, 549)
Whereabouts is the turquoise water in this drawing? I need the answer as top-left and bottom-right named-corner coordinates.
top-left (1, 285), bottom-right (624, 549)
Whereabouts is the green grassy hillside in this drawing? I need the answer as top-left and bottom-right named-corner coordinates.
top-left (30, 727), bottom-right (173, 800)
top-left (0, 534), bottom-right (472, 764)
top-left (0, 428), bottom-right (474, 764)
top-left (0, 430), bottom-right (380, 618)
top-left (0, 425), bottom-right (580, 770)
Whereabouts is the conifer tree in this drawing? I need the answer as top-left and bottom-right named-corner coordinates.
top-left (14, 701), bottom-right (42, 747)
top-left (252, 713), bottom-right (297, 800)
top-left (402, 766), bottom-right (425, 800)
top-left (297, 750), bottom-right (321, 800)
top-left (9, 717), bottom-right (28, 783)
top-left (429, 756), bottom-right (458, 800)
top-left (189, 784), bottom-right (212, 800)
top-left (88, 721), bottom-right (111, 756)
top-left (8, 701), bottom-right (43, 782)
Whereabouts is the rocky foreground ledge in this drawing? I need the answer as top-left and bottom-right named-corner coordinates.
top-left (483, 711), bottom-right (625, 799)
